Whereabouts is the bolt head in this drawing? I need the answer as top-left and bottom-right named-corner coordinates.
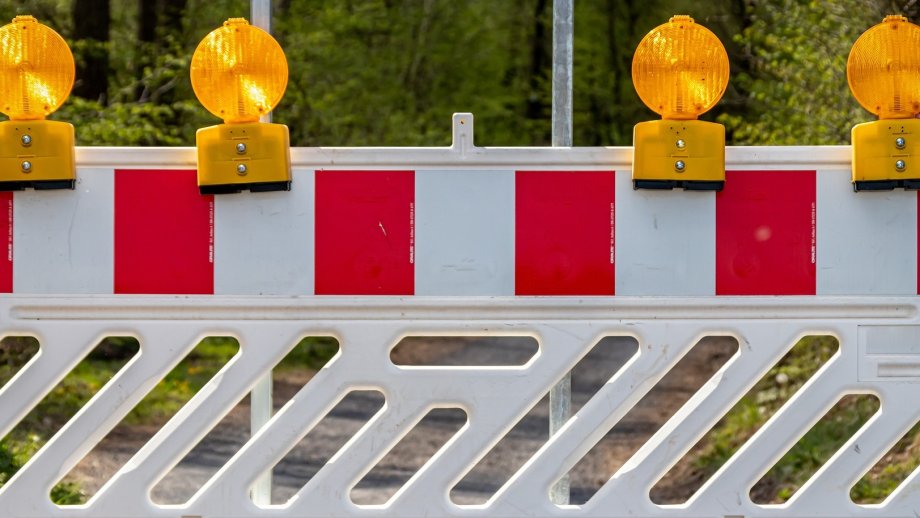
top-left (674, 160), bottom-right (686, 172)
top-left (236, 163), bottom-right (248, 175)
top-left (236, 142), bottom-right (247, 154)
top-left (676, 139), bottom-right (686, 149)
top-left (20, 134), bottom-right (31, 146)
top-left (20, 160), bottom-right (31, 172)
top-left (896, 160), bottom-right (907, 172)
top-left (896, 137), bottom-right (907, 149)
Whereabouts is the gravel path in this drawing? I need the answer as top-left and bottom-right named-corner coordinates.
top-left (67, 336), bottom-right (736, 505)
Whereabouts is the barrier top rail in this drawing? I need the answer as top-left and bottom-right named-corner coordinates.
top-left (1, 115), bottom-right (915, 298)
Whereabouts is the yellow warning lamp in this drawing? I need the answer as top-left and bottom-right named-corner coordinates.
top-left (848, 15), bottom-right (920, 191)
top-left (631, 15), bottom-right (729, 191)
top-left (0, 16), bottom-right (75, 191)
top-left (191, 18), bottom-right (290, 195)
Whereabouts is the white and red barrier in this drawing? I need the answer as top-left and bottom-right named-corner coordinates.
top-left (3, 143), bottom-right (915, 297)
top-left (1, 116), bottom-right (919, 517)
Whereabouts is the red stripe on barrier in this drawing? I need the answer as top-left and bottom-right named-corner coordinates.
top-left (315, 170), bottom-right (415, 295)
top-left (114, 169), bottom-right (214, 294)
top-left (716, 170), bottom-right (816, 295)
top-left (0, 192), bottom-right (11, 293)
top-left (515, 170), bottom-right (615, 295)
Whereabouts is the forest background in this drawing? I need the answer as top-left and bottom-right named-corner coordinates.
top-left (2, 0), bottom-right (918, 148)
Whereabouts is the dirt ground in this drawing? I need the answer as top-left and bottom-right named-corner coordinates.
top-left (66, 336), bottom-right (737, 506)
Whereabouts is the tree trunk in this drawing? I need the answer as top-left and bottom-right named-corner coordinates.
top-left (135, 0), bottom-right (187, 103)
top-left (161, 0), bottom-right (187, 30)
top-left (154, 0), bottom-right (187, 104)
top-left (526, 0), bottom-right (550, 142)
top-left (72, 0), bottom-right (111, 102)
top-left (134, 0), bottom-right (157, 101)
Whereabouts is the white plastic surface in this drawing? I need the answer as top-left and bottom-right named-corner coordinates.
top-left (0, 296), bottom-right (919, 517)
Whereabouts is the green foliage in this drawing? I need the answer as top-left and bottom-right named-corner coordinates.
top-left (0, 433), bottom-right (85, 504)
top-left (695, 336), bottom-right (840, 471)
top-left (277, 337), bottom-right (340, 371)
top-left (0, 0), bottom-right (766, 146)
top-left (692, 335), bottom-right (918, 504)
top-left (763, 395), bottom-right (879, 502)
top-left (0, 435), bottom-right (85, 504)
top-left (0, 337), bottom-right (39, 389)
top-left (850, 421), bottom-right (920, 502)
top-left (275, 0), bottom-right (541, 146)
top-left (3, 0), bottom-right (907, 146)
top-left (718, 0), bottom-right (883, 144)
top-left (0, 334), bottom-right (338, 503)
top-left (0, 335), bottom-right (89, 504)
top-left (123, 337), bottom-right (240, 424)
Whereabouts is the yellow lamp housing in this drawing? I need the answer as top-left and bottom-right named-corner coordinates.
top-left (191, 18), bottom-right (290, 195)
top-left (0, 16), bottom-right (75, 191)
top-left (631, 15), bottom-right (729, 191)
top-left (848, 15), bottom-right (920, 192)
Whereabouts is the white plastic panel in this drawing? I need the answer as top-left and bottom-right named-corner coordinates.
top-left (859, 324), bottom-right (920, 381)
top-left (214, 168), bottom-right (314, 295)
top-left (415, 169), bottom-right (515, 295)
top-left (13, 168), bottom-right (114, 294)
top-left (0, 296), bottom-right (917, 517)
top-left (614, 169), bottom-right (716, 295)
top-left (816, 169), bottom-right (917, 295)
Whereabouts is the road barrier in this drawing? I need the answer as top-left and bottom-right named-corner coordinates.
top-left (1, 115), bottom-right (918, 517)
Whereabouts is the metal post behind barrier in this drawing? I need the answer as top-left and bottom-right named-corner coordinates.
top-left (550, 0), bottom-right (574, 506)
top-left (249, 0), bottom-right (274, 506)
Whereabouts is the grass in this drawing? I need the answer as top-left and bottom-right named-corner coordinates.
top-left (850, 420), bottom-right (920, 503)
top-left (0, 335), bottom-right (338, 505)
top-left (122, 336), bottom-right (239, 424)
top-left (753, 394), bottom-right (880, 503)
top-left (693, 336), bottom-right (841, 473)
top-left (4, 333), bottom-right (917, 506)
top-left (685, 335), bottom-right (917, 504)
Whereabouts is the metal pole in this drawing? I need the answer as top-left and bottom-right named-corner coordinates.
top-left (550, 0), bottom-right (573, 506)
top-left (552, 0), bottom-right (573, 149)
top-left (249, 1), bottom-right (273, 506)
top-left (251, 0), bottom-right (272, 127)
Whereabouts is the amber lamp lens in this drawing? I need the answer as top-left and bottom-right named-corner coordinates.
top-left (0, 15), bottom-right (74, 121)
top-left (847, 15), bottom-right (920, 119)
top-left (190, 18), bottom-right (288, 124)
top-left (632, 15), bottom-right (729, 120)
